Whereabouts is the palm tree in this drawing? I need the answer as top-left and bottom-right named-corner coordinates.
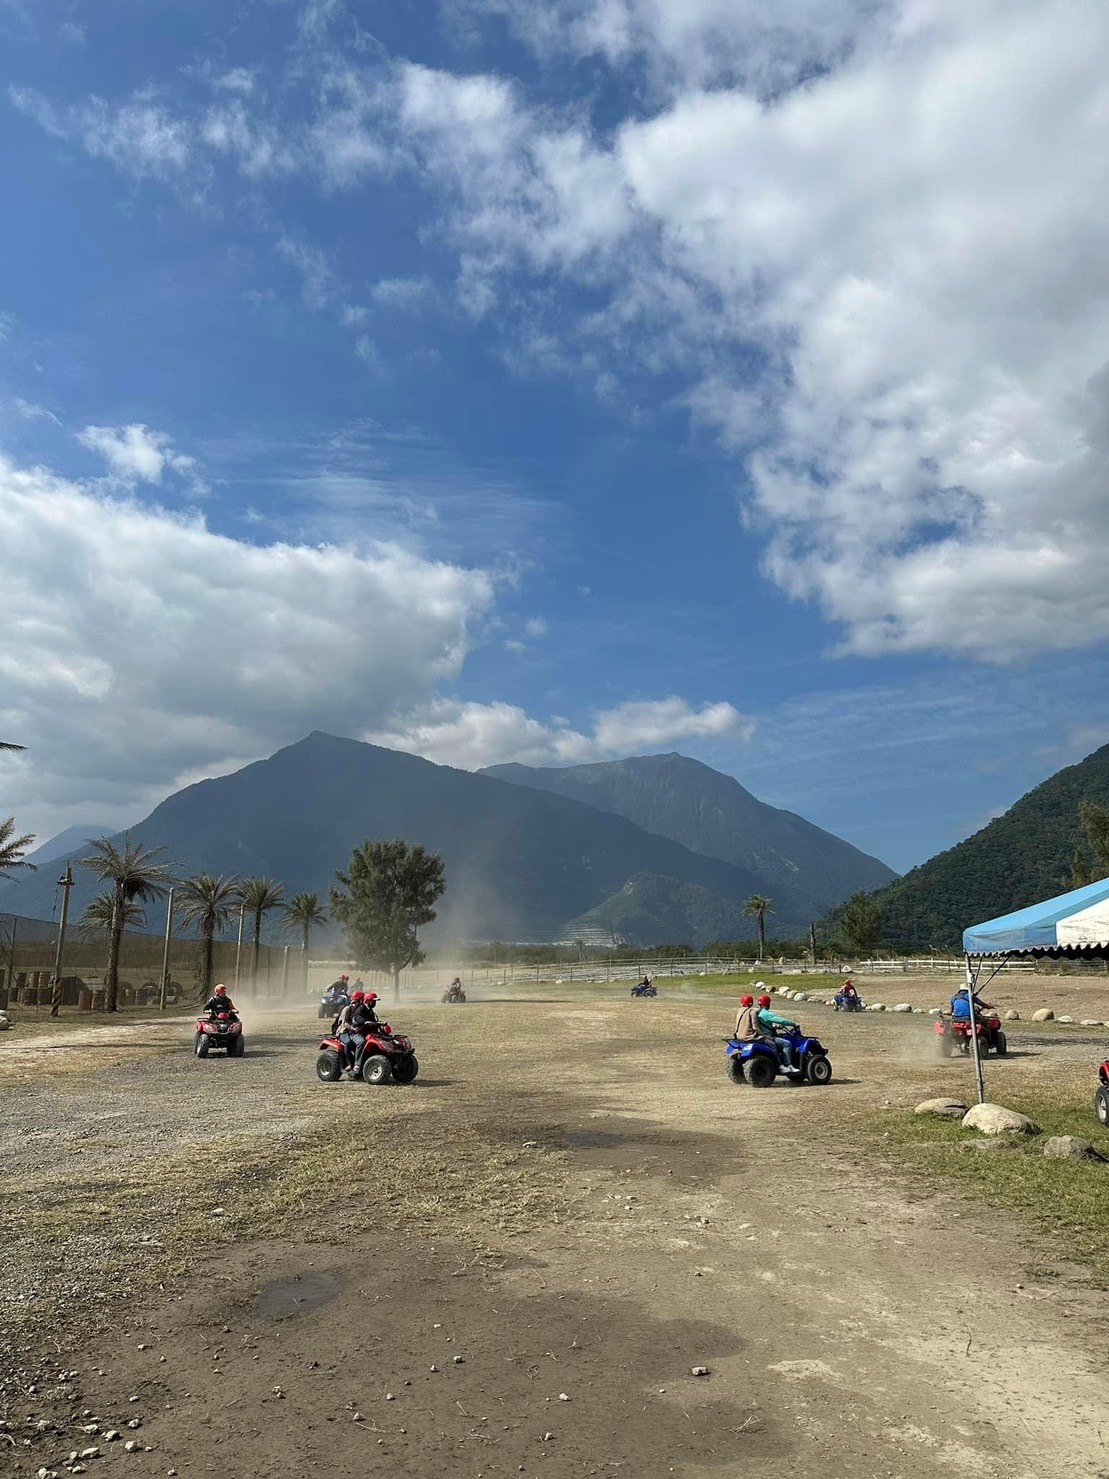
top-left (0, 817), bottom-right (36, 880)
top-left (178, 874), bottom-right (241, 1000)
top-left (283, 892), bottom-right (327, 993)
top-left (78, 834), bottom-right (172, 1011)
top-left (77, 890), bottom-right (145, 941)
top-left (238, 876), bottom-right (285, 993)
top-left (743, 894), bottom-right (774, 962)
top-left (0, 742), bottom-right (26, 752)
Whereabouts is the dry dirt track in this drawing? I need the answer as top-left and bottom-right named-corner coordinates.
top-left (1, 992), bottom-right (1107, 1479)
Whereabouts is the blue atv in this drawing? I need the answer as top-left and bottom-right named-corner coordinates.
top-left (833, 989), bottom-right (864, 1012)
top-left (724, 1025), bottom-right (833, 1087)
top-left (631, 982), bottom-right (657, 998)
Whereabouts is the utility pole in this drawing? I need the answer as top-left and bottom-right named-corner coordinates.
top-left (280, 945), bottom-right (290, 999)
top-left (233, 904), bottom-right (245, 992)
top-left (48, 866), bottom-right (74, 1018)
top-left (809, 922), bottom-right (817, 968)
top-left (159, 888), bottom-right (175, 1011)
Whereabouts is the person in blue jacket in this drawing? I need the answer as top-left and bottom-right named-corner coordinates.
top-left (951, 987), bottom-right (994, 1022)
top-left (756, 990), bottom-right (798, 1070)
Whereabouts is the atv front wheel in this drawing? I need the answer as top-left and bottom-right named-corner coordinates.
top-left (230, 1036), bottom-right (245, 1057)
top-left (194, 1034), bottom-right (209, 1058)
top-left (1095, 1086), bottom-right (1109, 1128)
top-left (745, 1055), bottom-right (777, 1089)
top-left (994, 1031), bottom-right (1007, 1057)
top-left (391, 1055), bottom-right (419, 1084)
top-left (316, 1050), bottom-right (342, 1082)
top-left (362, 1054), bottom-right (393, 1085)
top-left (807, 1055), bottom-right (832, 1086)
top-left (726, 1055), bottom-right (744, 1085)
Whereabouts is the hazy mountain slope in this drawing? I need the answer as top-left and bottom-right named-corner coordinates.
top-left (483, 752), bottom-right (895, 907)
top-left (0, 733), bottom-right (812, 943)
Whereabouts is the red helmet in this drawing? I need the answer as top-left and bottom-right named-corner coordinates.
top-left (365, 992), bottom-right (379, 1004)
top-left (351, 990), bottom-right (365, 1002)
top-left (740, 994), bottom-right (754, 1007)
top-left (341, 973), bottom-right (350, 982)
top-left (214, 984), bottom-right (227, 996)
top-left (758, 994), bottom-right (772, 1008)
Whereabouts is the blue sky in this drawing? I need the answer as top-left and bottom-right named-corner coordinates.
top-left (3, 0), bottom-right (1109, 872)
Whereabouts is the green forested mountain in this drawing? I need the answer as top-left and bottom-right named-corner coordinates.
top-left (483, 752), bottom-right (895, 908)
top-left (865, 743), bottom-right (1109, 950)
top-left (563, 872), bottom-right (754, 948)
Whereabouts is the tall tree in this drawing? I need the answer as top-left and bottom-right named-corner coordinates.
top-left (0, 817), bottom-right (36, 880)
top-left (178, 874), bottom-right (241, 1000)
top-left (0, 742), bottom-right (26, 752)
top-left (330, 838), bottom-right (445, 1001)
top-left (238, 877), bottom-right (285, 992)
top-left (743, 894), bottom-right (774, 961)
top-left (77, 890), bottom-right (145, 941)
top-left (283, 892), bottom-right (328, 994)
top-left (1070, 845), bottom-right (1093, 890)
top-left (78, 835), bottom-right (172, 1011)
top-left (1078, 801), bottom-right (1109, 878)
top-left (839, 890), bottom-right (883, 956)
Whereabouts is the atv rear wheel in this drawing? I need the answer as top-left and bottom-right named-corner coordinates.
top-left (391, 1055), bottom-right (419, 1084)
top-left (994, 1031), bottom-right (1007, 1057)
top-left (316, 1050), bottom-right (342, 1082)
top-left (194, 1033), bottom-right (209, 1058)
top-left (726, 1055), bottom-right (744, 1085)
top-left (362, 1054), bottom-right (393, 1085)
top-left (806, 1054), bottom-right (832, 1086)
top-left (1096, 1086), bottom-right (1109, 1127)
top-left (745, 1055), bottom-right (777, 1089)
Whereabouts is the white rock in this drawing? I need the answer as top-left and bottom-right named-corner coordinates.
top-left (1032, 1008), bottom-right (1054, 1021)
top-left (125, 1440), bottom-right (140, 1452)
top-left (892, 1003), bottom-right (913, 1013)
top-left (1081, 1020), bottom-right (1103, 1027)
top-left (915, 1098), bottom-right (969, 1119)
top-left (868, 1002), bottom-right (886, 1012)
top-left (691, 1366), bottom-right (710, 1376)
top-left (1058, 1015), bottom-right (1075, 1024)
top-left (1042, 1135), bottom-right (1105, 1162)
top-left (0, 1014), bottom-right (11, 1030)
top-left (1004, 1010), bottom-right (1020, 1021)
top-left (962, 1103), bottom-right (1039, 1136)
top-left (928, 1007), bottom-right (943, 1015)
top-left (792, 992), bottom-right (808, 1002)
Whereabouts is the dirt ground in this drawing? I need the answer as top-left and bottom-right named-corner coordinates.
top-left (2, 983), bottom-right (1108, 1479)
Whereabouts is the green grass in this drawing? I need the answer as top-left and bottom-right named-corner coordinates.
top-left (868, 1087), bottom-right (1109, 1281)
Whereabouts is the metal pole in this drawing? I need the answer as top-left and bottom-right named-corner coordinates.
top-left (159, 888), bottom-right (175, 1011)
top-left (233, 904), bottom-right (244, 991)
top-left (281, 945), bottom-right (290, 998)
top-left (49, 866), bottom-right (74, 1018)
top-left (965, 953), bottom-right (986, 1105)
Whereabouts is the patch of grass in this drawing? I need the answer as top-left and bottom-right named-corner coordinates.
top-left (867, 1087), bottom-right (1109, 1281)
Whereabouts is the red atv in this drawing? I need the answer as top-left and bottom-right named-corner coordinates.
top-left (934, 1011), bottom-right (1007, 1058)
top-left (316, 1022), bottom-right (419, 1085)
top-left (195, 1010), bottom-right (245, 1057)
top-left (1096, 1063), bottom-right (1109, 1128)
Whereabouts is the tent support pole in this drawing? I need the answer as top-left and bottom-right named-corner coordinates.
top-left (965, 952), bottom-right (986, 1105)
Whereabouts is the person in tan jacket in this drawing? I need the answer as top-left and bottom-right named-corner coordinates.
top-left (733, 993), bottom-right (773, 1041)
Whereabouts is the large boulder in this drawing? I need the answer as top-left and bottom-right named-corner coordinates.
top-left (0, 1013), bottom-right (10, 1032)
top-left (1004, 1010), bottom-right (1020, 1021)
top-left (1042, 1136), bottom-right (1106, 1162)
top-left (915, 1098), bottom-right (969, 1119)
top-left (892, 1003), bottom-right (913, 1013)
top-left (868, 1002), bottom-right (886, 1012)
top-left (962, 1103), bottom-right (1039, 1136)
top-left (1031, 1008), bottom-right (1054, 1022)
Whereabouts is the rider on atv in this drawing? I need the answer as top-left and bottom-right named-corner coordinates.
top-left (203, 984), bottom-right (237, 1016)
top-left (733, 994), bottom-right (773, 1043)
top-left (756, 992), bottom-right (799, 1070)
top-left (951, 987), bottom-right (994, 1023)
top-left (350, 991), bottom-right (382, 1075)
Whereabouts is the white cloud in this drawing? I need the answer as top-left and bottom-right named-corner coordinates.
top-left (369, 695), bottom-right (752, 769)
top-left (0, 451), bottom-right (495, 838)
top-left (11, 398), bottom-right (61, 425)
top-left (76, 424), bottom-right (198, 487)
top-left (10, 84), bottom-right (193, 179)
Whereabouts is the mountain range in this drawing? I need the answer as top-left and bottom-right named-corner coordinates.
top-left (1, 734), bottom-right (896, 947)
top-left (860, 742), bottom-right (1109, 950)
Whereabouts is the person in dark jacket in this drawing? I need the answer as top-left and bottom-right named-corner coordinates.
top-left (204, 983), bottom-right (237, 1015)
top-left (350, 992), bottom-right (382, 1073)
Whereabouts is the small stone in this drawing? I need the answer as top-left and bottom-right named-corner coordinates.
top-left (386, 1393), bottom-right (395, 1401)
top-left (915, 1098), bottom-right (969, 1119)
top-left (81, 1424), bottom-right (100, 1435)
top-left (868, 1003), bottom-right (886, 1012)
top-left (271, 1387), bottom-right (284, 1398)
top-left (453, 1355), bottom-right (464, 1364)
top-left (125, 1441), bottom-right (140, 1453)
top-left (158, 1357), bottom-right (166, 1364)
top-left (137, 1344), bottom-right (148, 1351)
top-left (541, 1432), bottom-right (554, 1442)
top-left (80, 1448), bottom-right (100, 1460)
top-left (558, 1392), bottom-right (570, 1401)
top-left (1042, 1135), bottom-right (1105, 1162)
top-left (1004, 1010), bottom-right (1020, 1021)
top-left (1081, 1020), bottom-right (1103, 1027)
top-left (129, 1396), bottom-right (140, 1403)
top-left (430, 1365), bottom-right (439, 1373)
top-left (691, 1366), bottom-right (710, 1377)
top-left (104, 1429), bottom-right (120, 1441)
top-left (352, 1413), bottom-right (364, 1423)
top-left (1032, 1008), bottom-right (1054, 1022)
top-left (1058, 1015), bottom-right (1075, 1024)
top-left (892, 1003), bottom-right (913, 1012)
top-left (126, 1420), bottom-right (142, 1430)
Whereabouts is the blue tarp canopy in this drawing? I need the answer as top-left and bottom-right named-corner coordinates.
top-left (963, 875), bottom-right (1109, 957)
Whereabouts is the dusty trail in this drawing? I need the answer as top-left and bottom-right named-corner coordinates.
top-left (1, 995), bottom-right (1105, 1478)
